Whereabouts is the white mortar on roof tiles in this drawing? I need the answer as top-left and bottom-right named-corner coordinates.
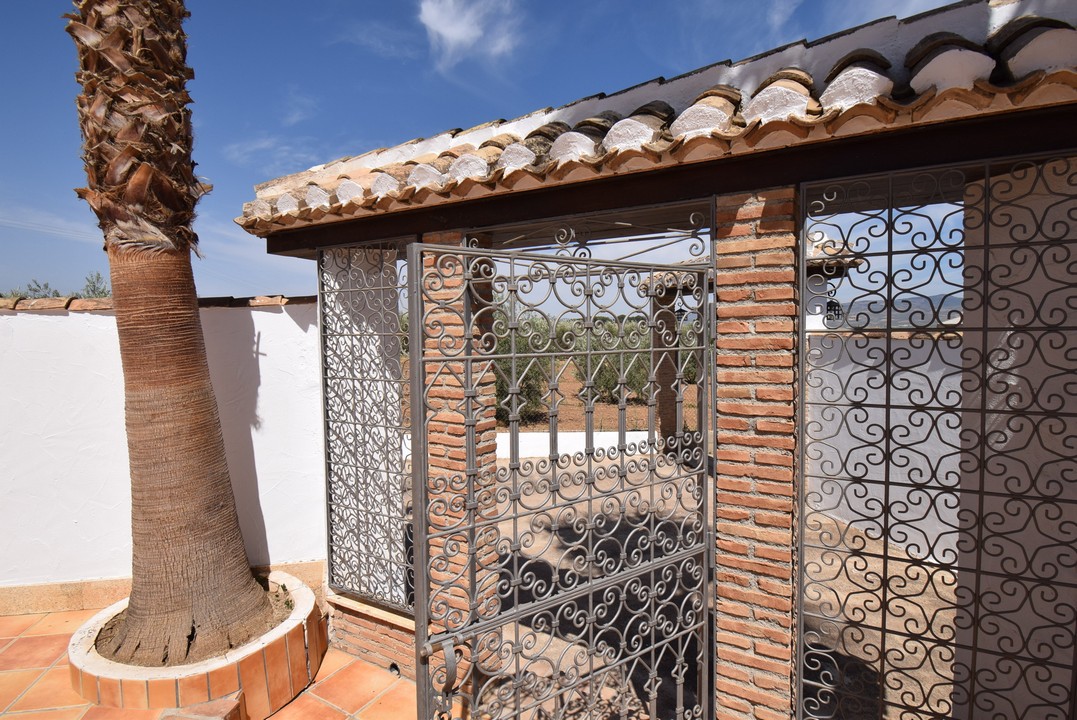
top-left (371, 173), bottom-right (402, 197)
top-left (909, 47), bottom-right (997, 93)
top-left (819, 65), bottom-right (895, 111)
top-left (742, 85), bottom-right (812, 124)
top-left (602, 117), bottom-right (661, 152)
top-left (670, 100), bottom-right (734, 138)
top-left (304, 185), bottom-right (330, 209)
top-left (549, 131), bottom-right (599, 163)
top-left (1006, 27), bottom-right (1077, 78)
top-left (496, 143), bottom-right (537, 170)
top-left (449, 153), bottom-right (493, 181)
top-left (334, 178), bottom-right (365, 204)
top-left (407, 163), bottom-right (448, 190)
top-left (274, 193), bottom-right (298, 214)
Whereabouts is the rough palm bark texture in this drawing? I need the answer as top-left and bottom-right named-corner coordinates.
top-left (67, 0), bottom-right (272, 666)
top-left (712, 188), bottom-right (799, 720)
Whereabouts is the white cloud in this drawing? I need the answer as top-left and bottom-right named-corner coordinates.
top-left (222, 135), bottom-right (324, 177)
top-left (768, 0), bottom-right (804, 35)
top-left (336, 20), bottom-right (422, 60)
top-left (0, 206), bottom-right (102, 246)
top-left (282, 86), bottom-right (318, 127)
top-left (418, 0), bottom-right (522, 71)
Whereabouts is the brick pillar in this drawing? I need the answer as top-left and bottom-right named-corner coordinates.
top-left (711, 188), bottom-right (798, 720)
top-left (415, 232), bottom-right (500, 711)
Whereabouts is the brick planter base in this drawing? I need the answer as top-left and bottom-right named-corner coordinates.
top-left (67, 571), bottom-right (328, 719)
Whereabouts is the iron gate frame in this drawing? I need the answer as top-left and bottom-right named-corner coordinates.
top-left (795, 150), bottom-right (1077, 720)
top-left (408, 239), bottom-right (717, 720)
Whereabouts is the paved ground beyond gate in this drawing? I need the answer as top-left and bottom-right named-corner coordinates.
top-left (0, 610), bottom-right (417, 719)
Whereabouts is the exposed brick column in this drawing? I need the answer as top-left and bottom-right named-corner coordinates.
top-left (711, 188), bottom-right (798, 720)
top-left (415, 231), bottom-right (500, 707)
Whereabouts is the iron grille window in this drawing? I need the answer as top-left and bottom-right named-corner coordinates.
top-left (320, 243), bottom-right (414, 610)
top-left (799, 153), bottom-right (1076, 719)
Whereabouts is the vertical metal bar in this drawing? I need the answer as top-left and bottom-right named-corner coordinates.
top-left (794, 186), bottom-right (808, 720)
top-left (409, 241), bottom-right (433, 720)
top-left (704, 196), bottom-right (717, 720)
top-left (317, 249), bottom-right (337, 599)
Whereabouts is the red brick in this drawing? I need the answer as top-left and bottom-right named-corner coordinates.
top-left (755, 251), bottom-right (795, 267)
top-left (719, 648), bottom-right (791, 675)
top-left (717, 477), bottom-right (752, 492)
top-left (755, 545), bottom-right (793, 563)
top-left (756, 387), bottom-right (794, 401)
top-left (717, 417), bottom-right (751, 430)
top-left (758, 218), bottom-right (796, 233)
top-left (717, 491), bottom-right (793, 511)
top-left (718, 303), bottom-right (796, 318)
top-left (716, 369), bottom-right (793, 384)
top-left (717, 337), bottom-right (794, 350)
top-left (718, 433), bottom-right (795, 450)
top-left (757, 420), bottom-right (795, 433)
top-left (718, 558), bottom-right (791, 581)
top-left (717, 401), bottom-right (794, 418)
top-left (755, 320), bottom-right (794, 333)
top-left (718, 539), bottom-right (750, 555)
top-left (760, 199), bottom-right (795, 217)
top-left (717, 586), bottom-right (792, 611)
top-left (717, 448), bottom-right (752, 463)
top-left (717, 507), bottom-right (751, 521)
top-left (717, 321), bottom-right (751, 333)
top-left (715, 192), bottom-right (757, 208)
top-left (756, 451), bottom-right (793, 466)
top-left (715, 236), bottom-right (796, 254)
top-left (716, 571), bottom-right (752, 587)
top-left (755, 511), bottom-right (793, 528)
top-left (717, 632), bottom-right (754, 650)
top-left (756, 354), bottom-right (793, 367)
top-left (714, 678), bottom-right (787, 710)
top-left (715, 223), bottom-right (756, 239)
top-left (718, 289), bottom-right (753, 302)
top-left (718, 463), bottom-right (793, 482)
top-left (755, 287), bottom-right (795, 301)
top-left (717, 522), bottom-right (792, 546)
top-left (754, 641), bottom-right (793, 661)
top-left (717, 354), bottom-right (752, 367)
top-left (718, 387), bottom-right (753, 398)
top-left (718, 618), bottom-right (791, 645)
top-left (716, 256), bottom-right (753, 269)
top-left (758, 578), bottom-right (793, 596)
top-left (714, 270), bottom-right (796, 286)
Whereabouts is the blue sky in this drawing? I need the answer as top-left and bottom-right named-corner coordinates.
top-left (0, 0), bottom-right (954, 298)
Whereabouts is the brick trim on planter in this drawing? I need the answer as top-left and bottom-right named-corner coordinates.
top-left (712, 187), bottom-right (798, 720)
top-left (67, 571), bottom-right (327, 719)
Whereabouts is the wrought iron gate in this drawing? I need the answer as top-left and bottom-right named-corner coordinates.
top-left (798, 153), bottom-right (1076, 719)
top-left (408, 240), bottom-right (713, 720)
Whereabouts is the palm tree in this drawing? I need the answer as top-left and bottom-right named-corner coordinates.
top-left (66, 0), bottom-right (272, 666)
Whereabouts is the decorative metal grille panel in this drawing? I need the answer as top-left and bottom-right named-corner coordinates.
top-left (799, 154), bottom-right (1077, 719)
top-left (410, 231), bottom-right (713, 720)
top-left (320, 244), bottom-right (414, 610)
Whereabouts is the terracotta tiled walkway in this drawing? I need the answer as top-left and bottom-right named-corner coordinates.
top-left (0, 611), bottom-right (417, 719)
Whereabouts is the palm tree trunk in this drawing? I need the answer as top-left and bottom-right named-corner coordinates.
top-left (67, 0), bottom-right (272, 666)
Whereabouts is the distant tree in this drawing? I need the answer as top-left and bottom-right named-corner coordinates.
top-left (77, 271), bottom-right (110, 298)
top-left (3, 279), bottom-right (62, 299)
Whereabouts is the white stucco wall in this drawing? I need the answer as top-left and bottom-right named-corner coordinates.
top-left (0, 303), bottom-right (325, 587)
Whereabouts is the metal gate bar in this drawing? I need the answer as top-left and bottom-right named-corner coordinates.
top-left (410, 238), bottom-right (713, 720)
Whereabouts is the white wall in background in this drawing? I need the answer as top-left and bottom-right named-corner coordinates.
top-left (0, 304), bottom-right (325, 587)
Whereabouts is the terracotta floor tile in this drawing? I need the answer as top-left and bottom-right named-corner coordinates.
top-left (270, 693), bottom-right (348, 720)
top-left (0, 636), bottom-right (71, 671)
top-left (0, 708), bottom-right (88, 720)
top-left (310, 660), bottom-right (397, 713)
top-left (355, 679), bottom-right (417, 720)
top-left (313, 648), bottom-right (354, 683)
top-left (23, 610), bottom-right (98, 637)
top-left (0, 615), bottom-right (47, 638)
top-left (0, 668), bottom-right (46, 711)
top-left (80, 706), bottom-right (162, 719)
top-left (10, 666), bottom-right (87, 711)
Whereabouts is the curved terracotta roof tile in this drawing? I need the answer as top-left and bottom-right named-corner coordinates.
top-left (237, 1), bottom-right (1077, 236)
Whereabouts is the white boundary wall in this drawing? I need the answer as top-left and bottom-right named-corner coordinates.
top-left (0, 304), bottom-right (326, 587)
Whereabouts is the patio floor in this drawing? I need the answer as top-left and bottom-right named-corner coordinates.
top-left (0, 610), bottom-right (417, 719)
